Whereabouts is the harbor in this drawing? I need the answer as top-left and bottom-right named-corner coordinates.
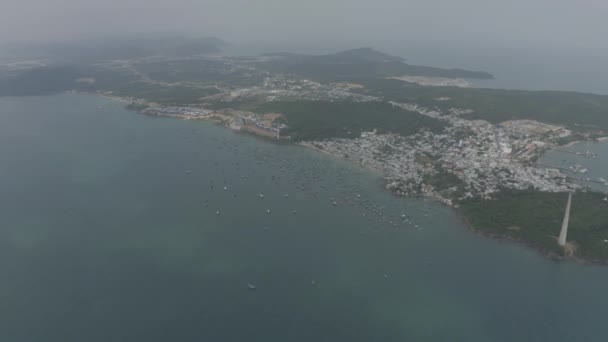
top-left (2, 94), bottom-right (608, 342)
top-left (540, 141), bottom-right (608, 192)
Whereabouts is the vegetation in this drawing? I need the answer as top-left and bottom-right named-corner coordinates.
top-left (424, 167), bottom-right (466, 196)
top-left (133, 59), bottom-right (266, 87)
top-left (245, 100), bottom-right (446, 141)
top-left (257, 48), bottom-right (493, 82)
top-left (110, 82), bottom-right (221, 105)
top-left (459, 190), bottom-right (608, 261)
top-left (203, 96), bottom-right (269, 112)
top-left (360, 79), bottom-right (608, 132)
top-left (0, 65), bottom-right (221, 105)
top-left (125, 103), bottom-right (149, 111)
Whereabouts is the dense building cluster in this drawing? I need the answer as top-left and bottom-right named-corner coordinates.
top-left (310, 102), bottom-right (579, 204)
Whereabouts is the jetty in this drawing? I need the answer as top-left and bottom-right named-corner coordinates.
top-left (558, 192), bottom-right (572, 247)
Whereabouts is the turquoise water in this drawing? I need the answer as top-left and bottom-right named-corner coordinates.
top-left (1, 94), bottom-right (608, 342)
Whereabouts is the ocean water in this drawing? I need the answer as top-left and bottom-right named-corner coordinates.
top-left (1, 93), bottom-right (608, 342)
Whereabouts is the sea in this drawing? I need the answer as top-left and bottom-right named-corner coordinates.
top-left (1, 93), bottom-right (608, 342)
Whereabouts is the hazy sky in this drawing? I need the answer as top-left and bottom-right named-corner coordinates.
top-left (1, 0), bottom-right (607, 51)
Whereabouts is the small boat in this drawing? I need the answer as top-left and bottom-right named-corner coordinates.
top-left (383, 273), bottom-right (390, 279)
top-left (247, 283), bottom-right (256, 290)
top-left (223, 186), bottom-right (228, 191)
top-left (284, 193), bottom-right (289, 198)
top-left (292, 210), bottom-right (297, 215)
top-left (216, 210), bottom-right (221, 215)
top-left (185, 170), bottom-right (192, 175)
top-left (259, 194), bottom-right (264, 198)
top-left (266, 209), bottom-right (271, 214)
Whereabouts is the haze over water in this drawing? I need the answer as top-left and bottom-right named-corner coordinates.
top-left (1, 94), bottom-right (608, 341)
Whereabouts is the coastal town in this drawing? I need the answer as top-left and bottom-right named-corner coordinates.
top-left (3, 40), bottom-right (608, 263)
top-left (309, 102), bottom-right (581, 205)
top-left (63, 47), bottom-right (607, 264)
top-left (107, 71), bottom-right (608, 206)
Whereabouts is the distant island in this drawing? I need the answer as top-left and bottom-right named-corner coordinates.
top-left (258, 47), bottom-right (494, 81)
top-left (1, 38), bottom-right (608, 263)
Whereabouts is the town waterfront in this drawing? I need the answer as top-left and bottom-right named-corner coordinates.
top-left (1, 93), bottom-right (608, 342)
top-left (540, 140), bottom-right (608, 193)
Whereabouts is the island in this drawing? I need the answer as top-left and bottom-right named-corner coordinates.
top-left (2, 37), bottom-right (608, 263)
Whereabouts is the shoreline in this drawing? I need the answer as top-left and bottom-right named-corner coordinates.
top-left (563, 140), bottom-right (581, 147)
top-left (298, 141), bottom-right (386, 178)
top-left (453, 199), bottom-right (608, 266)
top-left (453, 209), bottom-right (565, 262)
top-left (299, 137), bottom-right (608, 265)
top-left (562, 136), bottom-right (608, 147)
top-left (108, 92), bottom-right (606, 265)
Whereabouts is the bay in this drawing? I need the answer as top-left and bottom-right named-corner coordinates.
top-left (1, 93), bottom-right (608, 342)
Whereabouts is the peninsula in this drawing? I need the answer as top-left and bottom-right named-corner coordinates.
top-left (2, 38), bottom-right (608, 262)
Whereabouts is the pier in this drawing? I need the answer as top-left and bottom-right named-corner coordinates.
top-left (558, 192), bottom-right (572, 247)
top-left (552, 149), bottom-right (598, 158)
top-left (537, 163), bottom-right (607, 185)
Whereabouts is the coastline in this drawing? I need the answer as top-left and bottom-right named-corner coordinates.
top-left (298, 141), bottom-right (384, 177)
top-left (300, 137), bottom-right (608, 265)
top-left (562, 135), bottom-right (608, 148)
top-left (452, 200), bottom-right (608, 266)
top-left (97, 92), bottom-right (133, 104)
top-left (453, 209), bottom-right (566, 262)
top-left (109, 92), bottom-right (606, 265)
top-left (298, 141), bottom-right (344, 158)
top-left (563, 140), bottom-right (582, 147)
